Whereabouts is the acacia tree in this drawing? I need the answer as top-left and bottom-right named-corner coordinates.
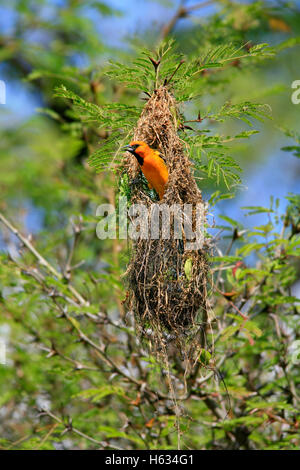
top-left (0, 0), bottom-right (299, 450)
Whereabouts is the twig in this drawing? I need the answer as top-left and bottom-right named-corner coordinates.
top-left (161, 0), bottom-right (214, 39)
top-left (39, 408), bottom-right (124, 450)
top-left (36, 423), bottom-right (59, 450)
top-left (7, 433), bottom-right (32, 450)
top-left (187, 0), bottom-right (214, 12)
top-left (161, 2), bottom-right (186, 39)
top-left (64, 217), bottom-right (82, 281)
top-left (149, 57), bottom-right (161, 90)
top-left (164, 60), bottom-right (185, 86)
top-left (52, 297), bottom-right (143, 388)
top-left (0, 211), bottom-right (87, 306)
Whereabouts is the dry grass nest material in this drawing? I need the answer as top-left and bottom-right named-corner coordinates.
top-left (124, 86), bottom-right (209, 341)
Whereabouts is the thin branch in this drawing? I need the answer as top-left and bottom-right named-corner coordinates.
top-left (36, 423), bottom-right (59, 450)
top-left (161, 0), bottom-right (214, 39)
top-left (187, 0), bottom-right (214, 12)
top-left (0, 211), bottom-right (88, 306)
top-left (161, 3), bottom-right (186, 39)
top-left (39, 408), bottom-right (124, 450)
top-left (164, 60), bottom-right (185, 86)
top-left (52, 297), bottom-right (143, 388)
top-left (63, 217), bottom-right (82, 281)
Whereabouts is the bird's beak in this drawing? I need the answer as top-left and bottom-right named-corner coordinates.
top-left (122, 145), bottom-right (134, 154)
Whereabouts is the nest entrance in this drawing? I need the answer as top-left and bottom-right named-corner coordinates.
top-left (124, 86), bottom-right (208, 349)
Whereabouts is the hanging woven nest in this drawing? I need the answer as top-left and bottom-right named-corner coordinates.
top-left (124, 86), bottom-right (209, 343)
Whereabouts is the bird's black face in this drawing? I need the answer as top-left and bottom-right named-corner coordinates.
top-left (122, 144), bottom-right (140, 154)
top-left (122, 144), bottom-right (143, 165)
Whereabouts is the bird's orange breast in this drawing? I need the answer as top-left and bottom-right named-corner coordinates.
top-left (141, 153), bottom-right (168, 200)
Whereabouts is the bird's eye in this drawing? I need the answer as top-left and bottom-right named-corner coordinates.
top-left (132, 144), bottom-right (139, 151)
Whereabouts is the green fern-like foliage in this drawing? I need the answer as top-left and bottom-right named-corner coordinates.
top-left (54, 41), bottom-right (274, 192)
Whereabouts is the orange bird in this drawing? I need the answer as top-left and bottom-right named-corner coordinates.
top-left (123, 141), bottom-right (168, 200)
